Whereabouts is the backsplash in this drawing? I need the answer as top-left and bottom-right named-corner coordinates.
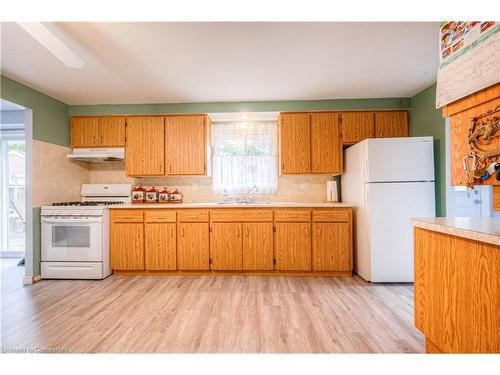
top-left (89, 162), bottom-right (334, 203)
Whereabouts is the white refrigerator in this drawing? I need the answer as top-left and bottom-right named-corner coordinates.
top-left (341, 137), bottom-right (436, 282)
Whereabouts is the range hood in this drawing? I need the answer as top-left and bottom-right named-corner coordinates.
top-left (67, 148), bottom-right (125, 162)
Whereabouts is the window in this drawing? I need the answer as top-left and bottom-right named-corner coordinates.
top-left (212, 121), bottom-right (278, 194)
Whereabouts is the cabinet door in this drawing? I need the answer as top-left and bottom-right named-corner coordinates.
top-left (210, 223), bottom-right (242, 270)
top-left (340, 112), bottom-right (375, 143)
top-left (98, 117), bottom-right (126, 146)
top-left (374, 112), bottom-right (409, 138)
top-left (275, 223), bottom-right (311, 271)
top-left (145, 223), bottom-right (177, 270)
top-left (111, 223), bottom-right (144, 270)
top-left (311, 112), bottom-right (342, 174)
top-left (242, 222), bottom-right (274, 270)
top-left (165, 115), bottom-right (207, 175)
top-left (177, 222), bottom-right (210, 270)
top-left (312, 223), bottom-right (351, 271)
top-left (279, 113), bottom-right (311, 174)
top-left (71, 117), bottom-right (99, 147)
top-left (126, 116), bottom-right (165, 176)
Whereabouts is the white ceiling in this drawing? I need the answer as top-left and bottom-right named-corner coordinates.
top-left (0, 22), bottom-right (439, 105)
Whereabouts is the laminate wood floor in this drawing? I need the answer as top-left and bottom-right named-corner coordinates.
top-left (1, 275), bottom-right (424, 353)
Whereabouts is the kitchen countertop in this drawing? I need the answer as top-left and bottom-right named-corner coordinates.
top-left (412, 217), bottom-right (500, 246)
top-left (112, 202), bottom-right (355, 209)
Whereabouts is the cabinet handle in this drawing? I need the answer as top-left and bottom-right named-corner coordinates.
top-left (305, 227), bottom-right (309, 237)
top-left (156, 216), bottom-right (166, 219)
top-left (100, 135), bottom-right (103, 144)
top-left (317, 227), bottom-right (321, 237)
top-left (237, 227), bottom-right (240, 237)
top-left (122, 216), bottom-right (132, 219)
top-left (246, 227), bottom-right (249, 237)
top-left (282, 163), bottom-right (285, 170)
top-left (170, 227), bottom-right (173, 238)
top-left (189, 215), bottom-right (198, 219)
top-left (93, 135), bottom-right (97, 144)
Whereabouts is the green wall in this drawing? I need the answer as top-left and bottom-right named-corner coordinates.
top-left (69, 98), bottom-right (410, 116)
top-left (1, 75), bottom-right (70, 147)
top-left (1, 75), bottom-right (70, 276)
top-left (410, 83), bottom-right (446, 216)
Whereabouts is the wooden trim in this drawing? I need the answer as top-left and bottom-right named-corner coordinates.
top-left (493, 186), bottom-right (500, 211)
top-left (113, 270), bottom-right (352, 277)
top-left (425, 338), bottom-right (444, 354)
top-left (442, 83), bottom-right (500, 117)
top-left (279, 110), bottom-right (410, 115)
top-left (70, 114), bottom-right (210, 119)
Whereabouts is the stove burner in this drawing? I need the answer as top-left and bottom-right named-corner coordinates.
top-left (51, 201), bottom-right (125, 206)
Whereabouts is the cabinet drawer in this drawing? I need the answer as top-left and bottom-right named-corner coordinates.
top-left (274, 210), bottom-right (311, 222)
top-left (111, 210), bottom-right (144, 223)
top-left (177, 210), bottom-right (209, 222)
top-left (145, 210), bottom-right (176, 223)
top-left (210, 209), bottom-right (273, 222)
top-left (312, 210), bottom-right (350, 223)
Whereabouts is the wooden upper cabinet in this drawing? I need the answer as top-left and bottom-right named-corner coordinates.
top-left (279, 113), bottom-right (311, 174)
top-left (126, 116), bottom-right (165, 176)
top-left (98, 117), bottom-right (125, 146)
top-left (374, 111), bottom-right (409, 138)
top-left (71, 117), bottom-right (99, 147)
top-left (165, 115), bottom-right (208, 175)
top-left (311, 112), bottom-right (342, 174)
top-left (340, 112), bottom-right (375, 144)
top-left (71, 117), bottom-right (125, 147)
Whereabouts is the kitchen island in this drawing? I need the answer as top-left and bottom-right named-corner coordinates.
top-left (109, 202), bottom-right (354, 276)
top-left (412, 217), bottom-right (500, 353)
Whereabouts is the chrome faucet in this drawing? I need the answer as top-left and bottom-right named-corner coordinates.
top-left (236, 185), bottom-right (259, 203)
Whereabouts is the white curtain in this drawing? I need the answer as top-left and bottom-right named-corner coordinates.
top-left (212, 121), bottom-right (278, 195)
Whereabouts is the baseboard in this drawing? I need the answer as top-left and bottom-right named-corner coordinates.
top-left (114, 270), bottom-right (353, 277)
top-left (23, 275), bottom-right (41, 285)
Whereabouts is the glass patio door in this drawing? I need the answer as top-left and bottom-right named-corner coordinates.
top-left (0, 138), bottom-right (26, 256)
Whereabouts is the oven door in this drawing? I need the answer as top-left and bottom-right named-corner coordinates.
top-left (41, 216), bottom-right (103, 262)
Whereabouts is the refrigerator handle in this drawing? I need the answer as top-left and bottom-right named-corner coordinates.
top-left (365, 157), bottom-right (369, 181)
top-left (365, 185), bottom-right (369, 215)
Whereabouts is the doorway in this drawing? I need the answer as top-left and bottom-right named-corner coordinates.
top-left (1, 98), bottom-right (31, 291)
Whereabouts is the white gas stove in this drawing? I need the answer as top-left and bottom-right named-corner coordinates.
top-left (41, 184), bottom-right (132, 279)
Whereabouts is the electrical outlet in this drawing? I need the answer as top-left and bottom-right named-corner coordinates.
top-left (300, 183), bottom-right (309, 192)
top-left (192, 184), bottom-right (198, 193)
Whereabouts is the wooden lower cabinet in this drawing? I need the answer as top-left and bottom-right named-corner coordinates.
top-left (414, 227), bottom-right (500, 353)
top-left (110, 208), bottom-right (352, 275)
top-left (111, 222), bottom-right (144, 270)
top-left (210, 223), bottom-right (243, 270)
top-left (242, 222), bottom-right (274, 270)
top-left (312, 222), bottom-right (351, 271)
top-left (177, 222), bottom-right (210, 270)
top-left (275, 222), bottom-right (312, 271)
top-left (145, 223), bottom-right (177, 270)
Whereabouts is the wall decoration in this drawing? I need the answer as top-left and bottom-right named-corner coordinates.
top-left (463, 106), bottom-right (500, 188)
top-left (436, 21), bottom-right (499, 108)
